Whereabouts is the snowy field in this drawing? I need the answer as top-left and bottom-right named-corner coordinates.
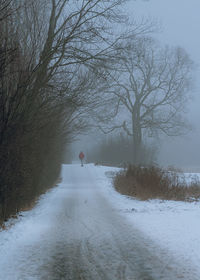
top-left (102, 166), bottom-right (200, 276)
top-left (0, 164), bottom-right (200, 279)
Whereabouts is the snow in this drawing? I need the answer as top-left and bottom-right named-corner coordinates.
top-left (170, 171), bottom-right (200, 185)
top-left (0, 164), bottom-right (200, 279)
top-left (99, 166), bottom-right (200, 275)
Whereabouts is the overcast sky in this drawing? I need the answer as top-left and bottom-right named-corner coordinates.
top-left (128, 0), bottom-right (200, 104)
top-left (128, 0), bottom-right (200, 54)
top-left (74, 1), bottom-right (200, 168)
top-left (125, 0), bottom-right (200, 167)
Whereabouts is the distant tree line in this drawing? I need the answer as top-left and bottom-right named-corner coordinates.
top-left (87, 134), bottom-right (157, 166)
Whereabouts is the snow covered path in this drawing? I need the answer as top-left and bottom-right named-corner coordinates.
top-left (0, 164), bottom-right (199, 279)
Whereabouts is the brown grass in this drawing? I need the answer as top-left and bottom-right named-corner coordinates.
top-left (114, 165), bottom-right (200, 201)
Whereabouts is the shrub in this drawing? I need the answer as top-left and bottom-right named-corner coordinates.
top-left (114, 165), bottom-right (200, 201)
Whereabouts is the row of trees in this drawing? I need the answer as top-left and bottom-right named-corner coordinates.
top-left (0, 0), bottom-right (128, 221)
top-left (87, 134), bottom-right (156, 166)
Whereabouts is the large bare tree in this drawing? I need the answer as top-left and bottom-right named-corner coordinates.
top-left (99, 37), bottom-right (194, 164)
top-left (0, 0), bottom-right (129, 143)
top-left (0, 0), bottom-right (130, 220)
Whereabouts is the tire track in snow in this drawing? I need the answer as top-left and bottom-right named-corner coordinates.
top-left (0, 164), bottom-right (198, 280)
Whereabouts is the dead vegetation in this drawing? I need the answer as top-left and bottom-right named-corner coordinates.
top-left (114, 165), bottom-right (200, 201)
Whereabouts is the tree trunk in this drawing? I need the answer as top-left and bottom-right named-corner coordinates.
top-left (132, 117), bottom-right (142, 165)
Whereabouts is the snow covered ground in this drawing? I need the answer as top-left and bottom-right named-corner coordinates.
top-left (101, 166), bottom-right (200, 277)
top-left (0, 164), bottom-right (200, 279)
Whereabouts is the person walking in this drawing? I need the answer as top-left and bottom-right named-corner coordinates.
top-left (79, 151), bottom-right (85, 167)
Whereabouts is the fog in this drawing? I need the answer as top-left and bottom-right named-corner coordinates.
top-left (126, 0), bottom-right (200, 168)
top-left (73, 0), bottom-right (200, 169)
top-left (1, 1), bottom-right (200, 276)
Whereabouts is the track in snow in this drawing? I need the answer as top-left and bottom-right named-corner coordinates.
top-left (0, 164), bottom-right (197, 279)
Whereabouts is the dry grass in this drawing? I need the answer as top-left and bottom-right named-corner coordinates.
top-left (114, 165), bottom-right (200, 201)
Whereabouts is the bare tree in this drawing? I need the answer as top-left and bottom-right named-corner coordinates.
top-left (0, 0), bottom-right (130, 143)
top-left (99, 37), bottom-right (194, 164)
top-left (3, 0), bottom-right (130, 134)
top-left (0, 0), bottom-right (131, 221)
